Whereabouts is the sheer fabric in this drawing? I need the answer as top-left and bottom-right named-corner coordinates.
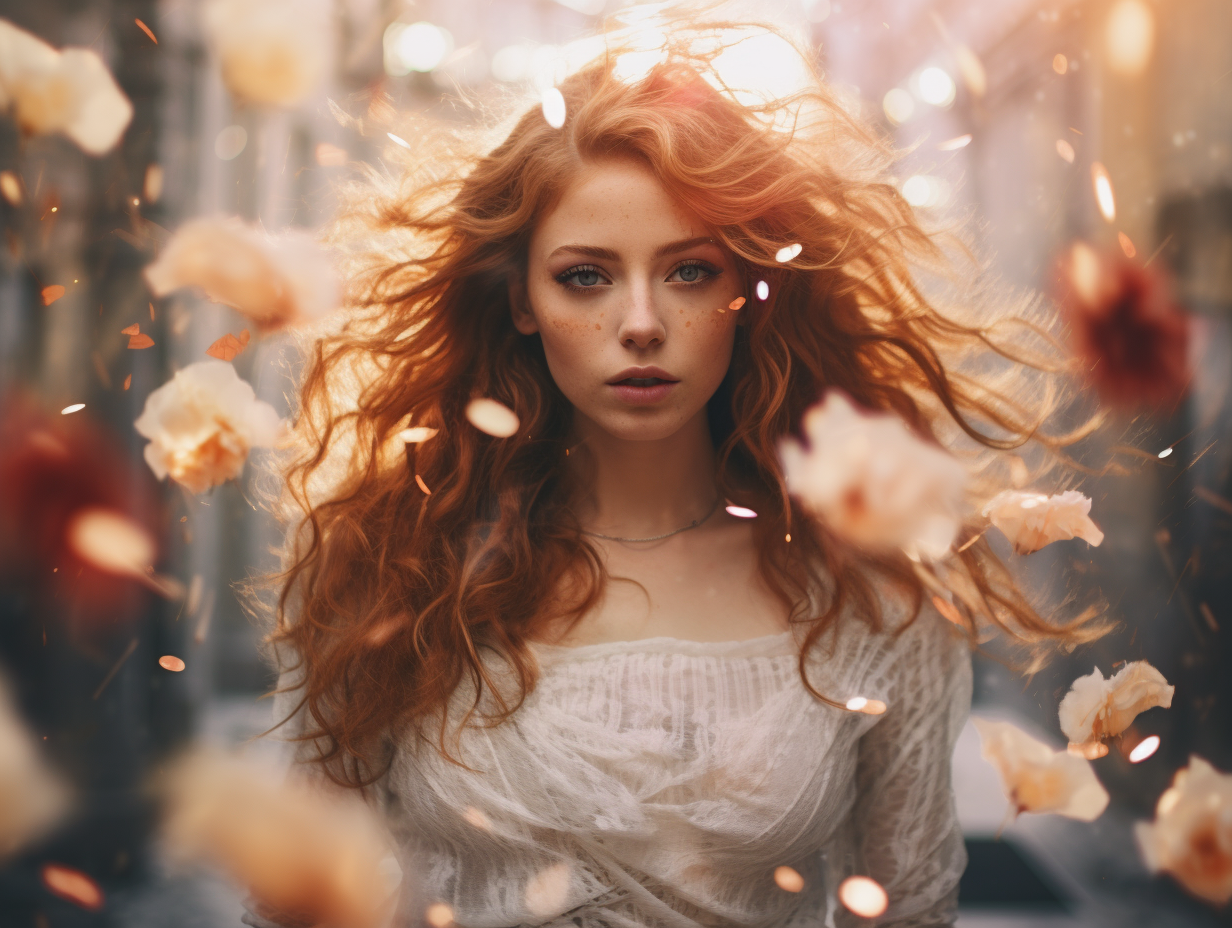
top-left (248, 599), bottom-right (970, 928)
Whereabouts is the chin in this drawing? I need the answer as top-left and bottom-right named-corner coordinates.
top-left (587, 407), bottom-right (696, 442)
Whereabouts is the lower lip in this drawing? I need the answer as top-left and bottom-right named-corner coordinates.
top-left (609, 381), bottom-right (678, 404)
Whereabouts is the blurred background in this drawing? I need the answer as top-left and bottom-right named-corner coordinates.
top-left (0, 0), bottom-right (1229, 926)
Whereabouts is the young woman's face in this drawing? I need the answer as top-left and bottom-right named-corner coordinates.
top-left (516, 157), bottom-right (744, 442)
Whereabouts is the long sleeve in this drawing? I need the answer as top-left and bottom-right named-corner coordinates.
top-left (846, 609), bottom-right (973, 927)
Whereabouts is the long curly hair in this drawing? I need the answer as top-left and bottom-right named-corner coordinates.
top-left (267, 13), bottom-right (1104, 788)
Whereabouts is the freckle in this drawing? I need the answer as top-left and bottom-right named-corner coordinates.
top-left (594, 324), bottom-right (601, 330)
top-left (685, 320), bottom-right (691, 327)
top-left (679, 309), bottom-right (684, 314)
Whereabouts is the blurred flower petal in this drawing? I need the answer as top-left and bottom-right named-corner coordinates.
top-left (206, 330), bottom-right (251, 361)
top-left (0, 682), bottom-right (70, 859)
top-left (134, 360), bottom-right (283, 494)
top-left (0, 20), bottom-right (132, 154)
top-left (398, 426), bottom-right (438, 444)
top-left (525, 862), bottom-right (571, 918)
top-left (41, 285), bottom-right (65, 305)
top-left (158, 655), bottom-right (186, 672)
top-left (145, 218), bottom-right (338, 332)
top-left (465, 397), bottom-right (519, 438)
top-left (201, 0), bottom-right (329, 107)
top-left (1136, 756), bottom-right (1232, 905)
top-left (974, 717), bottom-right (1109, 821)
top-left (41, 863), bottom-right (103, 910)
top-left (982, 489), bottom-right (1104, 554)
top-left (781, 391), bottom-right (966, 560)
top-left (65, 507), bottom-right (155, 578)
top-left (127, 333), bottom-right (155, 349)
top-left (1059, 661), bottom-right (1173, 745)
top-left (773, 865), bottom-right (804, 892)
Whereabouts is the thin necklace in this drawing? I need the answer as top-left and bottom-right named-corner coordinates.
top-left (580, 497), bottom-right (723, 543)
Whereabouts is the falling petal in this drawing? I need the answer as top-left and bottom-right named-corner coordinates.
top-left (128, 333), bottom-right (155, 349)
top-left (66, 508), bottom-right (155, 578)
top-left (774, 865), bottom-right (804, 892)
top-left (123, 374), bottom-right (132, 391)
top-left (41, 864), bottom-right (103, 911)
top-left (159, 655), bottom-right (186, 672)
top-left (728, 296), bottom-right (746, 310)
top-left (465, 397), bottom-right (519, 438)
top-left (206, 332), bottom-right (249, 361)
top-left (1128, 735), bottom-right (1160, 763)
top-left (725, 505), bottom-right (757, 519)
top-left (982, 489), bottom-right (1104, 554)
top-left (838, 876), bottom-right (888, 918)
top-left (755, 280), bottom-right (769, 300)
top-left (931, 594), bottom-right (965, 626)
top-left (0, 171), bottom-right (22, 205)
top-left (974, 718), bottom-right (1109, 821)
top-left (1056, 139), bottom-right (1075, 163)
top-left (41, 285), bottom-right (65, 305)
top-left (1059, 661), bottom-right (1173, 745)
top-left (937, 133), bottom-right (972, 151)
top-left (1118, 231), bottom-right (1137, 258)
top-left (60, 403), bottom-right (85, 415)
top-left (399, 426), bottom-right (438, 443)
top-left (121, 323), bottom-right (141, 335)
top-left (134, 18), bottom-right (157, 44)
top-left (1091, 162), bottom-right (1116, 222)
top-left (415, 474), bottom-right (431, 495)
top-left (541, 87), bottom-right (567, 129)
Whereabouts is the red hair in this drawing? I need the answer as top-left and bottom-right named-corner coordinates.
top-left (267, 15), bottom-right (1103, 787)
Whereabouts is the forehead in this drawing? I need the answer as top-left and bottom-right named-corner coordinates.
top-left (530, 157), bottom-right (708, 253)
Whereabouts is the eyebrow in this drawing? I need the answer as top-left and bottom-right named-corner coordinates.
top-left (547, 236), bottom-right (718, 262)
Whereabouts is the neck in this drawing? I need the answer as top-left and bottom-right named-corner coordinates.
top-left (568, 410), bottom-right (719, 538)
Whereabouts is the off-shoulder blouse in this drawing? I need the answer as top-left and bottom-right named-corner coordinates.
top-left (250, 603), bottom-right (971, 928)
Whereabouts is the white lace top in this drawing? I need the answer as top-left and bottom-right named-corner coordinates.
top-left (252, 601), bottom-right (971, 928)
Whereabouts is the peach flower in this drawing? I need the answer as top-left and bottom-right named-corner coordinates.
top-left (780, 391), bottom-right (967, 559)
top-left (982, 489), bottom-right (1105, 554)
top-left (134, 360), bottom-right (282, 494)
top-left (0, 19), bottom-right (132, 154)
top-left (0, 680), bottom-right (69, 858)
top-left (202, 0), bottom-right (329, 107)
top-left (162, 751), bottom-right (398, 928)
top-left (1136, 757), bottom-right (1232, 905)
top-left (974, 718), bottom-right (1109, 821)
top-left (1059, 661), bottom-right (1174, 746)
top-left (144, 217), bottom-right (338, 332)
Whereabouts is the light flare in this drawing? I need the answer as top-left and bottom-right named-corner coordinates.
top-left (838, 876), bottom-right (888, 918)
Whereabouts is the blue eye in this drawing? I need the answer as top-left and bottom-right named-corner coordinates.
top-left (668, 261), bottom-right (719, 285)
top-left (556, 265), bottom-right (608, 290)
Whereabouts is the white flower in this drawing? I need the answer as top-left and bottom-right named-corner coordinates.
top-left (162, 751), bottom-right (397, 928)
top-left (202, 0), bottom-right (330, 107)
top-left (0, 19), bottom-right (132, 155)
top-left (973, 718), bottom-right (1109, 821)
top-left (1059, 661), bottom-right (1174, 746)
top-left (780, 391), bottom-right (967, 559)
top-left (135, 360), bottom-right (282, 494)
top-left (0, 680), bottom-right (69, 858)
top-left (144, 217), bottom-right (338, 332)
top-left (1135, 756), bottom-right (1232, 905)
top-left (982, 489), bottom-right (1104, 554)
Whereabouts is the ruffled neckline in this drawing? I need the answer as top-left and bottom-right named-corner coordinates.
top-left (527, 628), bottom-right (798, 663)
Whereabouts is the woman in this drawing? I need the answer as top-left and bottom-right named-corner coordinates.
top-left (257, 14), bottom-right (1096, 928)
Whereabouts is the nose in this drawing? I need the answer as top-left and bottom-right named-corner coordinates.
top-left (616, 279), bottom-right (666, 350)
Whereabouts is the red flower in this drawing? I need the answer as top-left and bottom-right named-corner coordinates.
top-left (1058, 242), bottom-right (1191, 410)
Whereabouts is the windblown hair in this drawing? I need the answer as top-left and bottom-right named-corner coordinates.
top-left (269, 13), bottom-right (1104, 788)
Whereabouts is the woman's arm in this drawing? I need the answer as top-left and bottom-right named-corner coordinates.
top-left (848, 608), bottom-right (973, 927)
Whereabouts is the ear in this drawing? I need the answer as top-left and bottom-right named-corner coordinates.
top-left (508, 271), bottom-right (539, 335)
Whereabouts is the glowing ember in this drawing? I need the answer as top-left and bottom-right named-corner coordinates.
top-left (1158, 447), bottom-right (1173, 459)
top-left (415, 474), bottom-right (431, 495)
top-left (41, 864), bottom-right (103, 911)
top-left (773, 865), bottom-right (804, 892)
top-left (206, 330), bottom-right (251, 362)
top-left (60, 404), bottom-right (85, 415)
top-left (66, 508), bottom-right (155, 577)
top-left (1053, 53), bottom-right (1068, 75)
top-left (1056, 139), bottom-right (1075, 163)
top-left (134, 18), bottom-right (157, 44)
top-left (0, 170), bottom-right (22, 205)
top-left (1105, 0), bottom-right (1155, 77)
top-left (1129, 735), bottom-right (1160, 763)
top-left (755, 280), bottom-right (769, 300)
top-left (542, 87), bottom-right (567, 129)
top-left (937, 134), bottom-right (972, 151)
top-left (42, 285), bottom-right (65, 305)
top-left (399, 426), bottom-right (438, 443)
top-left (465, 398), bottom-right (519, 438)
top-left (838, 876), bottom-right (887, 918)
top-left (1091, 162), bottom-right (1116, 222)
top-left (525, 862), bottom-right (571, 917)
top-left (728, 296), bottom-right (746, 310)
top-left (774, 243), bottom-right (802, 263)
top-left (1118, 231), bottom-right (1137, 258)
top-left (425, 903), bottom-right (454, 927)
top-left (784, 533), bottom-right (791, 542)
top-left (725, 505), bottom-right (757, 519)
top-left (159, 655), bottom-right (186, 672)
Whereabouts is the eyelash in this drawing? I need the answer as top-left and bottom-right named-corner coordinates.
top-left (554, 260), bottom-right (722, 292)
